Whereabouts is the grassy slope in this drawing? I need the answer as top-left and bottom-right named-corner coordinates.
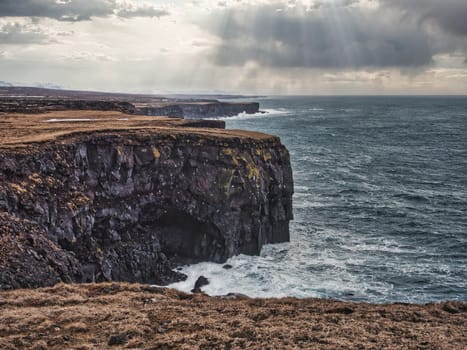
top-left (0, 283), bottom-right (465, 349)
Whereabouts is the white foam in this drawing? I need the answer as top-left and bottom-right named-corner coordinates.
top-left (165, 250), bottom-right (393, 300)
top-left (167, 257), bottom-right (313, 298)
top-left (219, 108), bottom-right (293, 121)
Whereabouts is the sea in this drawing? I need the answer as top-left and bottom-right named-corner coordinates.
top-left (169, 96), bottom-right (467, 304)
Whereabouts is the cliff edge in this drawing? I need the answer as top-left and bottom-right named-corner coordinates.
top-left (0, 111), bottom-right (293, 289)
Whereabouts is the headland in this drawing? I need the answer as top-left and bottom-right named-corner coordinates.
top-left (0, 87), bottom-right (465, 349)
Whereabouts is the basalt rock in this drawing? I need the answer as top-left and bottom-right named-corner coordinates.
top-left (191, 276), bottom-right (209, 293)
top-left (180, 102), bottom-right (260, 118)
top-left (0, 212), bottom-right (82, 290)
top-left (134, 101), bottom-right (260, 118)
top-left (0, 113), bottom-right (293, 289)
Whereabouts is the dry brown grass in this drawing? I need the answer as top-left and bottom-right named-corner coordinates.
top-left (0, 283), bottom-right (465, 349)
top-left (0, 110), bottom-right (273, 149)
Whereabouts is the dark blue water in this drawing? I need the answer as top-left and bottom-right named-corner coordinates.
top-left (170, 96), bottom-right (467, 303)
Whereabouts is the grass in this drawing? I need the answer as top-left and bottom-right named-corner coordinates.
top-left (0, 282), bottom-right (465, 349)
top-left (0, 110), bottom-right (274, 149)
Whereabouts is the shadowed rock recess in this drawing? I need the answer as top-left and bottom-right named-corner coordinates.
top-left (0, 112), bottom-right (293, 289)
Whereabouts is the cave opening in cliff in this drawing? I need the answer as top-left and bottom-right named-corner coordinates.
top-left (142, 207), bottom-right (224, 264)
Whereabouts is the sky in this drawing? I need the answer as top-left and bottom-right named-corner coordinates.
top-left (1, 0), bottom-right (467, 95)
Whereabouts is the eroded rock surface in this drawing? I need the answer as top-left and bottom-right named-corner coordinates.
top-left (0, 112), bottom-right (293, 288)
top-left (0, 212), bottom-right (82, 290)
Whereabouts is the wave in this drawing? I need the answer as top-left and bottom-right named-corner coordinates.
top-left (393, 193), bottom-right (431, 203)
top-left (219, 108), bottom-right (293, 121)
top-left (165, 248), bottom-right (395, 301)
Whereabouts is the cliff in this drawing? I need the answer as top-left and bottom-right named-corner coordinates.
top-left (0, 111), bottom-right (293, 289)
top-left (135, 101), bottom-right (260, 118)
top-left (0, 94), bottom-right (259, 119)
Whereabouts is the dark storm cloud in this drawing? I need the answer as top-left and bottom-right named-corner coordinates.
top-left (0, 0), bottom-right (169, 22)
top-left (0, 0), bottom-right (114, 21)
top-left (204, 3), bottom-right (435, 69)
top-left (381, 0), bottom-right (467, 37)
top-left (0, 23), bottom-right (50, 44)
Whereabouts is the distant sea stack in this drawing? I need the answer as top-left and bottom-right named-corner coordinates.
top-left (0, 110), bottom-right (293, 289)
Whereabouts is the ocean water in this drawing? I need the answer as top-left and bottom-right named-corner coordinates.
top-left (169, 96), bottom-right (467, 303)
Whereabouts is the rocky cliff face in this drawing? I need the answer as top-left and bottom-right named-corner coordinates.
top-left (135, 104), bottom-right (184, 118)
top-left (0, 115), bottom-right (293, 289)
top-left (180, 102), bottom-right (260, 118)
top-left (134, 102), bottom-right (260, 118)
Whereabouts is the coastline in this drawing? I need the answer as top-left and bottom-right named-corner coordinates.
top-left (1, 89), bottom-right (466, 350)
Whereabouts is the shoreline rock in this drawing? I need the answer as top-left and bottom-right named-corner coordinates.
top-left (191, 276), bottom-right (209, 293)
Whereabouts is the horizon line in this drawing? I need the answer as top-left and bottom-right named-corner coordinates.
top-left (1, 85), bottom-right (466, 98)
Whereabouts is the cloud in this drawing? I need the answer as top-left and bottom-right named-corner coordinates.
top-left (62, 51), bottom-right (116, 62)
top-left (115, 2), bottom-right (170, 19)
top-left (1, 0), bottom-right (466, 95)
top-left (0, 0), bottom-right (114, 21)
top-left (381, 0), bottom-right (467, 37)
top-left (0, 0), bottom-right (169, 22)
top-left (202, 3), bottom-right (435, 69)
top-left (0, 22), bottom-right (50, 44)
top-left (116, 7), bottom-right (169, 19)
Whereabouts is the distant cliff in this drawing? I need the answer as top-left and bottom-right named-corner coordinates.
top-left (0, 112), bottom-right (293, 289)
top-left (0, 98), bottom-right (136, 114)
top-left (0, 97), bottom-right (260, 119)
top-left (135, 102), bottom-right (260, 118)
